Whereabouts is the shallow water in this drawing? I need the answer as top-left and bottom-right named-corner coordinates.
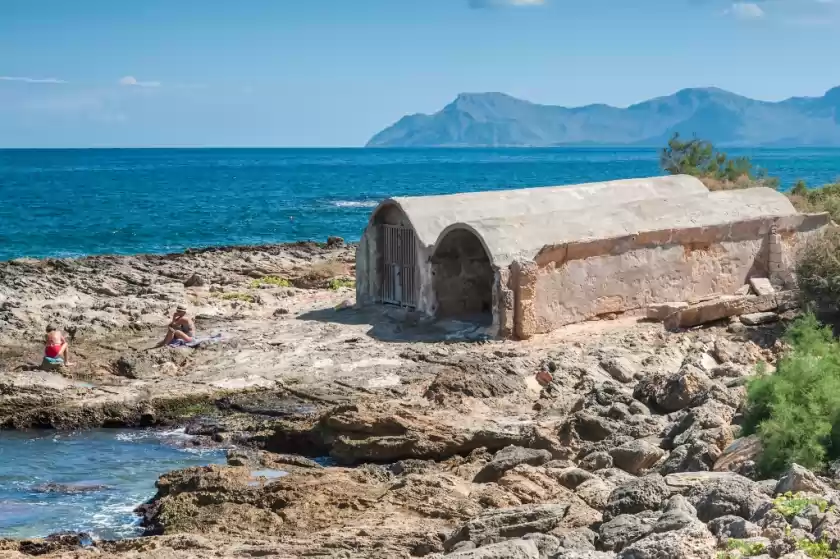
top-left (1, 147), bottom-right (839, 261)
top-left (0, 429), bottom-right (225, 540)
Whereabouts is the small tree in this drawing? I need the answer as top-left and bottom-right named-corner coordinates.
top-left (659, 133), bottom-right (778, 190)
top-left (797, 228), bottom-right (840, 312)
top-left (743, 314), bottom-right (840, 475)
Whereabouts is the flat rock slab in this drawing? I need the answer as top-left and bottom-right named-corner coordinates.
top-left (664, 471), bottom-right (753, 491)
top-left (664, 291), bottom-right (798, 330)
top-left (740, 312), bottom-right (779, 326)
top-left (749, 277), bottom-right (775, 296)
top-left (714, 435), bottom-right (762, 473)
top-left (646, 302), bottom-right (689, 322)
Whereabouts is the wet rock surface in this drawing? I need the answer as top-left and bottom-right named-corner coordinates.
top-left (0, 243), bottom-right (823, 558)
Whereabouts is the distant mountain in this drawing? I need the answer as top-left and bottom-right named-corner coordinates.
top-left (366, 87), bottom-right (840, 147)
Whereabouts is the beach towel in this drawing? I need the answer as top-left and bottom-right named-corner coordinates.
top-left (168, 333), bottom-right (223, 348)
top-left (43, 356), bottom-right (64, 366)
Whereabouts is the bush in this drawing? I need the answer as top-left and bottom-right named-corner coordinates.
top-left (249, 276), bottom-right (292, 289)
top-left (742, 314), bottom-right (840, 475)
top-left (788, 181), bottom-right (840, 224)
top-left (327, 277), bottom-right (355, 290)
top-left (660, 133), bottom-right (778, 190)
top-left (796, 228), bottom-right (840, 312)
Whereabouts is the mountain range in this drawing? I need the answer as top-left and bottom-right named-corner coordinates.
top-left (366, 87), bottom-right (840, 148)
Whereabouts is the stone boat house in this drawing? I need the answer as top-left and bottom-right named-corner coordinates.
top-left (355, 175), bottom-right (830, 338)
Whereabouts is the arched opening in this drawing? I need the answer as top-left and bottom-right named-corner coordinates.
top-left (371, 203), bottom-right (418, 308)
top-left (432, 228), bottom-right (493, 321)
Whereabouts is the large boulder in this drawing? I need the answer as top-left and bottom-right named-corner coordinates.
top-left (474, 446), bottom-right (553, 483)
top-left (617, 522), bottom-right (716, 559)
top-left (609, 440), bottom-right (665, 475)
top-left (445, 539), bottom-right (540, 558)
top-left (598, 513), bottom-right (657, 552)
top-left (687, 473), bottom-right (769, 522)
top-left (633, 365), bottom-right (715, 412)
top-left (603, 475), bottom-right (672, 521)
top-left (444, 504), bottom-right (572, 550)
top-left (774, 463), bottom-right (831, 495)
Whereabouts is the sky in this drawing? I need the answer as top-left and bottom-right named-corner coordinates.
top-left (1, 0), bottom-right (838, 147)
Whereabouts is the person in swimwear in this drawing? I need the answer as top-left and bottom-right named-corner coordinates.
top-left (44, 324), bottom-right (73, 365)
top-left (158, 305), bottom-right (195, 347)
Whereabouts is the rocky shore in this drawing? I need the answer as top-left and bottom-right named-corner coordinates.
top-left (1, 242), bottom-right (838, 558)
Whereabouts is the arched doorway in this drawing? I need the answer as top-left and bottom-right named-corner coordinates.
top-left (432, 228), bottom-right (493, 321)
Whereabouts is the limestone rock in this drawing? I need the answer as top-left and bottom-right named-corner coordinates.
top-left (664, 291), bottom-right (798, 330)
top-left (708, 515), bottom-right (762, 538)
top-left (740, 312), bottom-right (779, 326)
top-left (774, 463), bottom-right (831, 495)
top-left (574, 478), bottom-right (614, 510)
top-left (617, 522), bottom-right (716, 559)
top-left (580, 451), bottom-right (613, 472)
top-left (445, 539), bottom-right (540, 558)
top-left (750, 277), bottom-right (775, 296)
top-left (444, 504), bottom-right (572, 550)
top-left (599, 513), bottom-right (657, 552)
top-left (687, 473), bottom-right (769, 522)
top-left (603, 475), bottom-right (671, 521)
top-left (609, 440), bottom-right (665, 475)
top-left (601, 356), bottom-right (637, 383)
top-left (646, 302), bottom-right (689, 321)
top-left (634, 364), bottom-right (714, 412)
top-left (474, 446), bottom-right (553, 483)
top-left (184, 273), bottom-right (206, 287)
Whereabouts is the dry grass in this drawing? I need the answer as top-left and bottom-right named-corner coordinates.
top-left (293, 259), bottom-right (349, 288)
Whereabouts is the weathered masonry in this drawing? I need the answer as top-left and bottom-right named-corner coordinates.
top-left (355, 175), bottom-right (832, 338)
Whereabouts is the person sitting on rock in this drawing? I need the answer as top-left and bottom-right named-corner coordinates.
top-left (158, 305), bottom-right (195, 346)
top-left (44, 324), bottom-right (73, 366)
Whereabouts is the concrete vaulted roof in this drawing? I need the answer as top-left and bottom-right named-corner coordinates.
top-left (368, 175), bottom-right (798, 267)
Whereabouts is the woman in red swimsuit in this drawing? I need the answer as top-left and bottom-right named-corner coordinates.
top-left (44, 324), bottom-right (72, 365)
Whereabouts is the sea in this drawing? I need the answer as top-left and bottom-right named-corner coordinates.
top-left (1, 147), bottom-right (840, 262)
top-left (0, 429), bottom-right (225, 540)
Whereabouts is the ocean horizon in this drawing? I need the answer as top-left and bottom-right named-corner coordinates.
top-left (2, 146), bottom-right (839, 262)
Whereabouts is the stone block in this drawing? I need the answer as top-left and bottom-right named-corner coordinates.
top-left (664, 291), bottom-right (798, 330)
top-left (749, 278), bottom-right (775, 296)
top-left (740, 312), bottom-right (779, 326)
top-left (646, 302), bottom-right (689, 321)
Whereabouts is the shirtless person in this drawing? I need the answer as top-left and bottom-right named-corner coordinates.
top-left (44, 324), bottom-right (73, 365)
top-left (159, 305), bottom-right (195, 346)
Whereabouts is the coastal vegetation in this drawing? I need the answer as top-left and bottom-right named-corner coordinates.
top-left (662, 135), bottom-right (840, 476)
top-left (741, 314), bottom-right (840, 474)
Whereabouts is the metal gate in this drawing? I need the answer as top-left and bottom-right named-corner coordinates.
top-left (380, 224), bottom-right (418, 307)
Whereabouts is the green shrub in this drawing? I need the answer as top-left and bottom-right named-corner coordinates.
top-left (717, 538), bottom-right (766, 558)
top-left (249, 276), bottom-right (292, 289)
top-left (796, 537), bottom-right (839, 559)
top-left (797, 228), bottom-right (840, 312)
top-left (328, 277), bottom-right (355, 290)
top-left (742, 314), bottom-right (840, 475)
top-left (788, 181), bottom-right (840, 223)
top-left (773, 491), bottom-right (831, 518)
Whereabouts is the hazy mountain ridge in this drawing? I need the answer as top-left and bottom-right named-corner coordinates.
top-left (367, 87), bottom-right (840, 147)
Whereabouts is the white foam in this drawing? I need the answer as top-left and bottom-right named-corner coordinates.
top-left (330, 200), bottom-right (377, 208)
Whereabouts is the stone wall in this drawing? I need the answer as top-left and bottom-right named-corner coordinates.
top-left (512, 213), bottom-right (831, 338)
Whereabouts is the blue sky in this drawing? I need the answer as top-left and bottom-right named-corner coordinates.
top-left (1, 0), bottom-right (838, 147)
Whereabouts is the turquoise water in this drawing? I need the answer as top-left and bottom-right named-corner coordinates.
top-left (0, 429), bottom-right (225, 540)
top-left (1, 147), bottom-right (839, 261)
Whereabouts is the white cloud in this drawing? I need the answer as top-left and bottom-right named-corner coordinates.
top-left (726, 2), bottom-right (765, 18)
top-left (0, 76), bottom-right (67, 84)
top-left (118, 75), bottom-right (161, 88)
top-left (469, 0), bottom-right (545, 8)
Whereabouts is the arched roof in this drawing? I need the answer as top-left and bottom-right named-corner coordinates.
top-left (366, 175), bottom-right (798, 266)
top-left (378, 175), bottom-right (710, 249)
